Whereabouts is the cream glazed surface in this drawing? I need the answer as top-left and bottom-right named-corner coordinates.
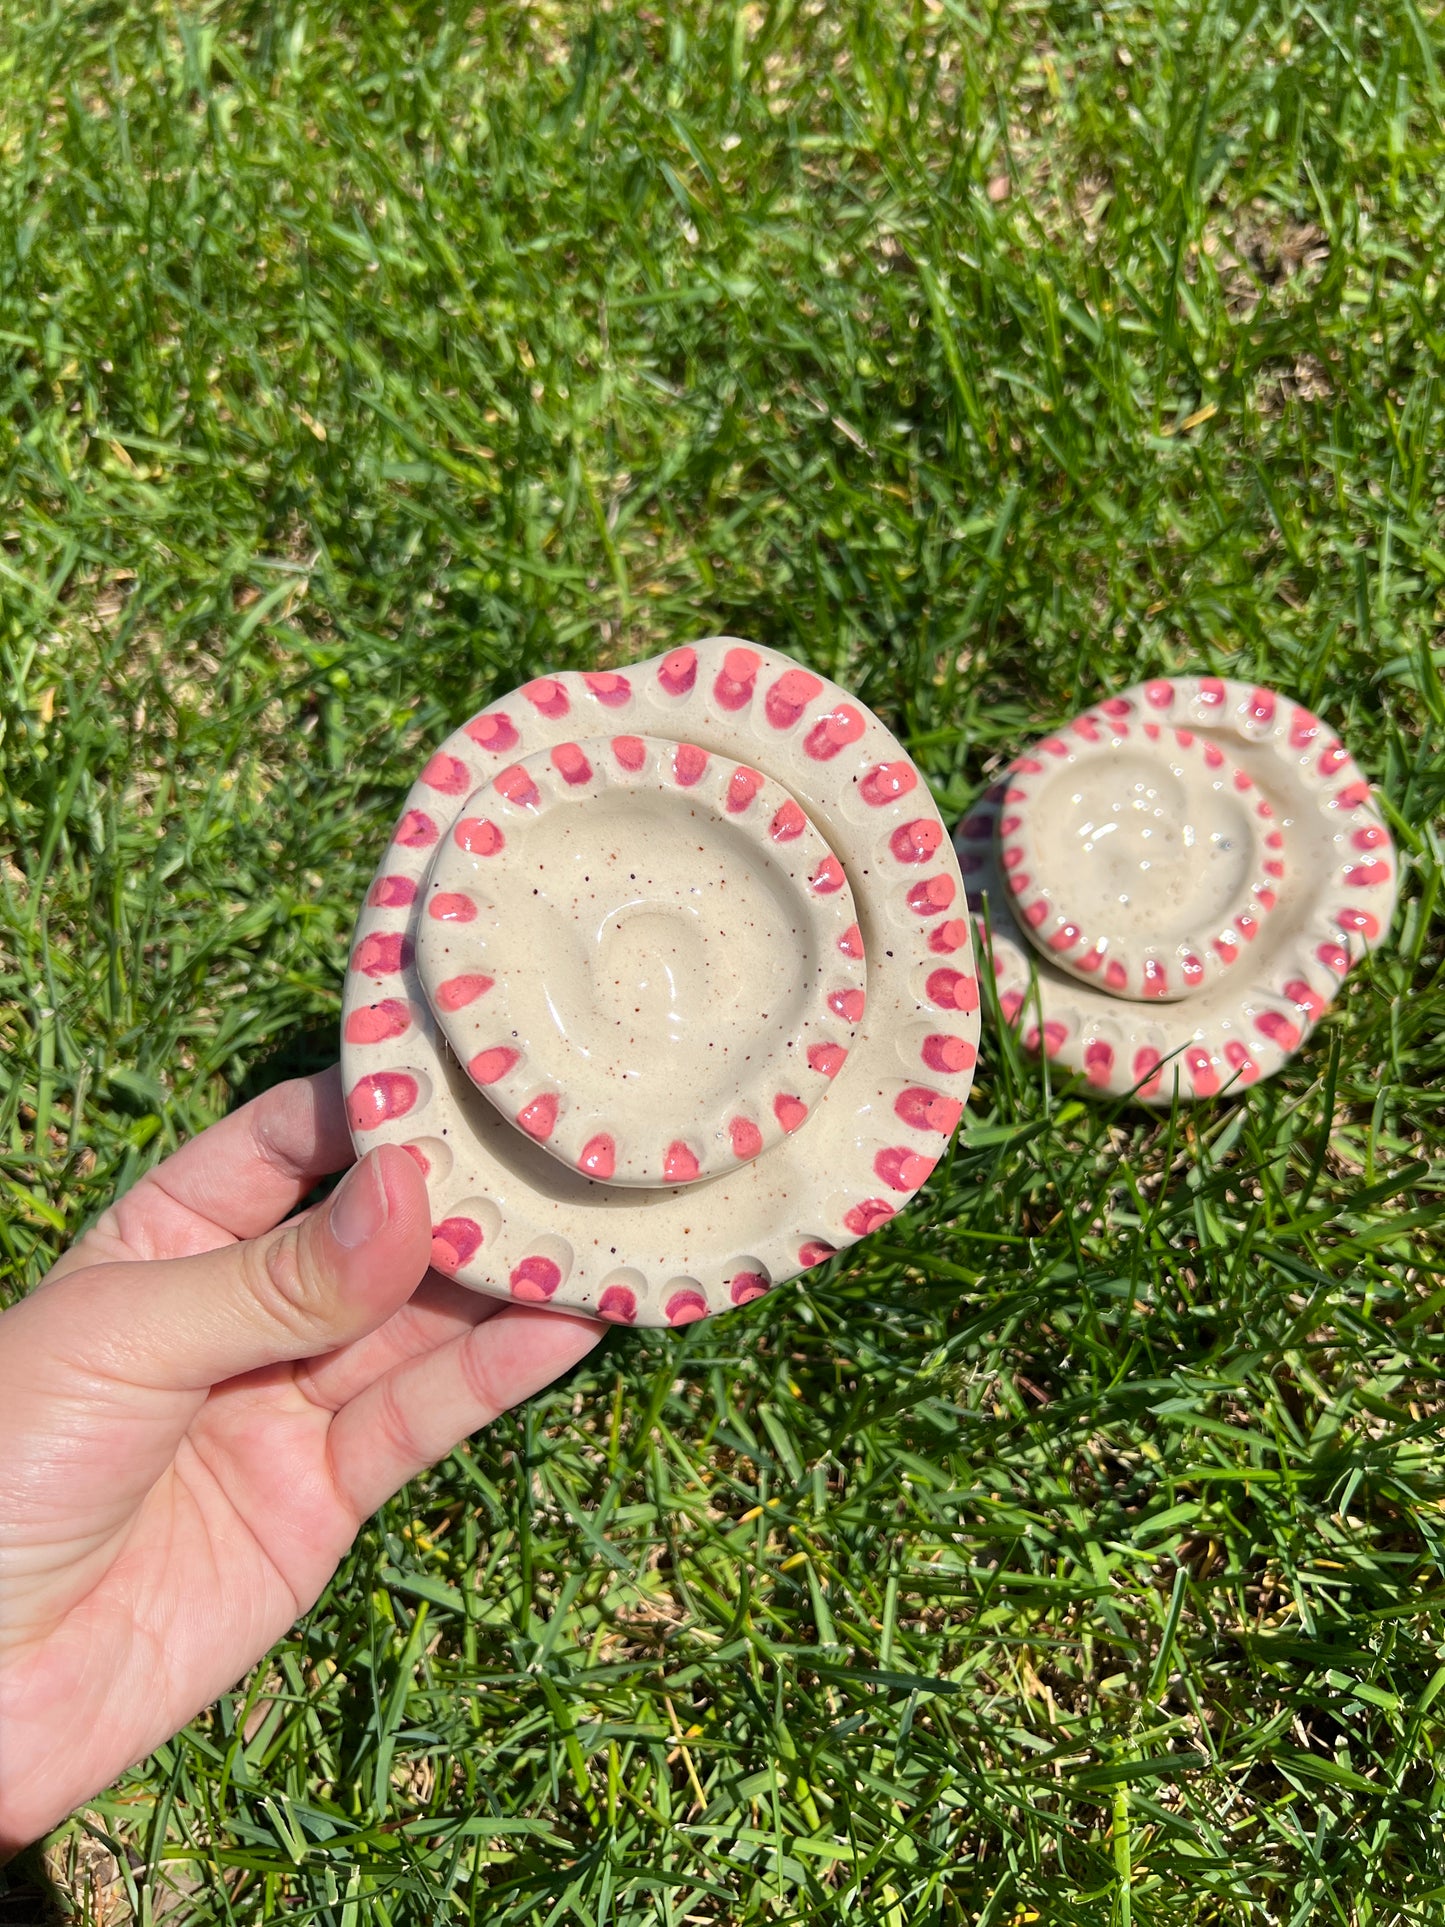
top-left (954, 676), bottom-right (1397, 1102)
top-left (341, 641), bottom-right (977, 1325)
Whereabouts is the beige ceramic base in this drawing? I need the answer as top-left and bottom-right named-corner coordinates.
top-left (955, 676), bottom-right (1397, 1102)
top-left (342, 641), bottom-right (977, 1324)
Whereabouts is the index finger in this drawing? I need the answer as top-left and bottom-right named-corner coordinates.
top-left (69, 1068), bottom-right (357, 1268)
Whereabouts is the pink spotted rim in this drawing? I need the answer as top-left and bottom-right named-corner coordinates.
top-left (954, 675), bottom-right (1397, 1102)
top-left (341, 641), bottom-right (977, 1324)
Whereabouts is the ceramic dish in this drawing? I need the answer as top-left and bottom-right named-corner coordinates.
top-left (954, 675), bottom-right (1397, 1102)
top-left (342, 640), bottom-right (977, 1324)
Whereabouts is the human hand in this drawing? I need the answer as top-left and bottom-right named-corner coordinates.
top-left (0, 1067), bottom-right (603, 1854)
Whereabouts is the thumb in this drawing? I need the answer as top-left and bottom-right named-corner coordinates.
top-left (54, 1145), bottom-right (434, 1392)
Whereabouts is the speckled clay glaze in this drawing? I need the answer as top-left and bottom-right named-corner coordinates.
top-left (954, 676), bottom-right (1397, 1102)
top-left (342, 640), bottom-right (976, 1324)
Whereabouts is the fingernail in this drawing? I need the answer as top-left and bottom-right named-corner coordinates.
top-left (330, 1154), bottom-right (389, 1249)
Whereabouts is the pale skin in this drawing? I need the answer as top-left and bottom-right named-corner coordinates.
top-left (0, 1067), bottom-right (603, 1855)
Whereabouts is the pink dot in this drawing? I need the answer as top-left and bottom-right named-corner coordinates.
top-left (1316, 942), bottom-right (1350, 975)
top-left (658, 647), bottom-right (697, 696)
top-left (346, 1072), bottom-right (419, 1129)
top-left (400, 1142), bottom-right (430, 1176)
top-left (1284, 977), bottom-right (1326, 1020)
top-left (727, 766), bottom-right (764, 813)
top-left (518, 1094), bottom-right (559, 1140)
top-left (369, 874), bottom-right (418, 908)
top-left (804, 704), bottom-right (865, 760)
top-left (1235, 912), bottom-right (1259, 941)
top-left (810, 854), bottom-right (845, 893)
top-left (922, 1034), bottom-right (976, 1075)
top-left (431, 1216), bottom-right (483, 1274)
top-left (510, 1256), bottom-right (562, 1301)
top-left (714, 647), bottom-right (760, 710)
top-left (770, 799), bottom-right (806, 841)
top-left (860, 760), bottom-right (917, 806)
top-left (1084, 1040), bottom-right (1114, 1087)
top-left (455, 816), bottom-right (504, 856)
top-left (578, 1134), bottom-right (616, 1180)
top-left (1105, 960), bottom-right (1128, 991)
top-left (1073, 715), bottom-right (1101, 741)
top-left (1185, 1047), bottom-right (1219, 1097)
top-left (597, 1284), bottom-right (637, 1323)
top-left (891, 820), bottom-right (943, 863)
top-left (1076, 947), bottom-right (1105, 974)
top-left (664, 1141), bottom-right (701, 1183)
top-left (874, 1146), bottom-right (937, 1192)
top-left (552, 742), bottom-right (593, 785)
top-left (999, 989), bottom-right (1024, 1024)
top-left (829, 987), bottom-right (866, 1024)
top-left (1248, 688), bottom-right (1276, 726)
top-left (1133, 1048), bottom-right (1163, 1098)
top-left (798, 1240), bottom-right (836, 1269)
top-left (1290, 708), bottom-right (1320, 749)
top-left (612, 735), bottom-right (647, 771)
top-left (435, 973), bottom-right (494, 1010)
top-left (1101, 697), bottom-right (1132, 717)
top-left (1034, 1021), bottom-right (1068, 1058)
top-left (1002, 847), bottom-right (1024, 871)
top-left (1336, 906), bottom-right (1380, 939)
top-left (774, 1093), bottom-right (808, 1133)
top-left (1319, 742), bottom-right (1349, 777)
top-left (1142, 958), bottom-right (1168, 998)
top-left (764, 668), bottom-right (823, 728)
top-left (729, 1117), bottom-right (764, 1160)
top-left (666, 1288), bottom-right (710, 1325)
top-left (584, 671), bottom-right (631, 707)
top-left (895, 1086), bottom-right (964, 1134)
top-left (674, 743), bottom-right (709, 786)
top-left (345, 999), bottom-right (411, 1045)
top-left (469, 1046), bottom-right (518, 1084)
top-left (352, 931), bottom-right (414, 981)
top-left (1047, 921), bottom-right (1083, 952)
top-left (465, 711), bottom-right (519, 754)
top-left (1333, 781), bottom-right (1370, 809)
top-left (1353, 824), bottom-right (1386, 851)
top-left (522, 677), bottom-right (569, 718)
top-left (926, 968), bottom-right (978, 1013)
top-left (1344, 861), bottom-right (1390, 888)
top-left (928, 920), bottom-right (969, 954)
top-left (1145, 679), bottom-right (1174, 707)
top-left (1203, 742), bottom-right (1225, 769)
top-left (1224, 1040), bottom-right (1259, 1083)
top-left (393, 809), bottom-right (439, 848)
top-left (1198, 678), bottom-right (1225, 706)
top-left (422, 751), bottom-right (471, 794)
top-left (843, 1198), bottom-right (895, 1237)
top-left (730, 1271), bottom-right (771, 1305)
top-left (838, 922), bottom-right (864, 959)
top-left (494, 765), bottom-right (540, 807)
top-left (908, 875), bottom-right (956, 915)
top-left (807, 1042), bottom-right (848, 1079)
top-left (428, 891), bottom-right (476, 923)
top-left (1255, 1009), bottom-right (1301, 1051)
top-left (1182, 954), bottom-right (1204, 985)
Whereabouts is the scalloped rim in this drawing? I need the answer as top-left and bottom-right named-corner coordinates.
top-left (954, 675), bottom-right (1397, 1102)
top-left (342, 641), bottom-right (978, 1324)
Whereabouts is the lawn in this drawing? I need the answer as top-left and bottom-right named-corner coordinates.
top-left (2, 0), bottom-right (1443, 1919)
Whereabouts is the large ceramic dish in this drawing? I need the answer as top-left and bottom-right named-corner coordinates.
top-left (954, 675), bottom-right (1397, 1102)
top-left (342, 640), bottom-right (977, 1324)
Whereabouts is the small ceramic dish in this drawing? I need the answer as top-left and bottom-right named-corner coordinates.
top-left (954, 676), bottom-right (1397, 1101)
top-left (343, 640), bottom-right (977, 1324)
top-left (413, 733), bottom-right (866, 1188)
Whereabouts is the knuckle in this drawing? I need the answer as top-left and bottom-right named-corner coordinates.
top-left (244, 1223), bottom-right (329, 1341)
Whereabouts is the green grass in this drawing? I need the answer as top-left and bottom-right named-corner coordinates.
top-left (2, 0), bottom-right (1444, 1918)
